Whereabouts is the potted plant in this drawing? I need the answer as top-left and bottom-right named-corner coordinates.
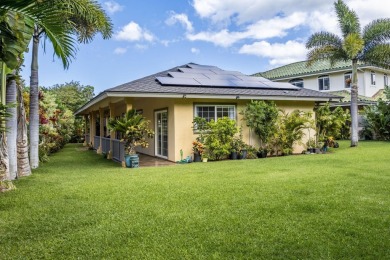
top-left (306, 138), bottom-right (316, 154)
top-left (257, 145), bottom-right (269, 158)
top-left (108, 109), bottom-right (154, 168)
top-left (192, 140), bottom-right (205, 162)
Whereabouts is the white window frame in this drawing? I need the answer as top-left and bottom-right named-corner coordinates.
top-left (344, 72), bottom-right (352, 88)
top-left (318, 75), bottom-right (330, 91)
top-left (384, 74), bottom-right (388, 86)
top-left (194, 104), bottom-right (236, 123)
top-left (371, 71), bottom-right (376, 85)
top-left (289, 78), bottom-right (304, 88)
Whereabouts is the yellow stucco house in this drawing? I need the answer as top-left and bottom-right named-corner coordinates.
top-left (75, 63), bottom-right (339, 164)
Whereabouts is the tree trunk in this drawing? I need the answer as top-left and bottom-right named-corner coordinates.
top-left (0, 132), bottom-right (14, 192)
top-left (17, 83), bottom-right (31, 177)
top-left (29, 29), bottom-right (40, 169)
top-left (350, 59), bottom-right (359, 147)
top-left (6, 74), bottom-right (17, 179)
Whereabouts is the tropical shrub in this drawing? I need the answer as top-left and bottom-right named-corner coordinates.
top-left (269, 110), bottom-right (313, 155)
top-left (315, 103), bottom-right (351, 141)
top-left (240, 100), bottom-right (278, 149)
top-left (204, 117), bottom-right (238, 160)
top-left (108, 109), bottom-right (154, 155)
top-left (362, 100), bottom-right (390, 140)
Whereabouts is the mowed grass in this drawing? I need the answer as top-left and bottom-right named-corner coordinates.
top-left (1, 142), bottom-right (390, 259)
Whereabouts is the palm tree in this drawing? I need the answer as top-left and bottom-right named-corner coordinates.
top-left (1, 0), bottom-right (77, 188)
top-left (306, 0), bottom-right (390, 147)
top-left (29, 0), bottom-right (112, 169)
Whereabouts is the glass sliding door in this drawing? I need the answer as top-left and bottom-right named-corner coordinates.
top-left (155, 110), bottom-right (168, 158)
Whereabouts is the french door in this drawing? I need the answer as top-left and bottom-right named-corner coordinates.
top-left (155, 110), bottom-right (168, 158)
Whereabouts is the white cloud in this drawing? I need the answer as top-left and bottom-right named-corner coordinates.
top-left (187, 12), bottom-right (306, 47)
top-left (104, 1), bottom-right (124, 14)
top-left (135, 44), bottom-right (148, 50)
top-left (191, 0), bottom-right (327, 24)
top-left (239, 40), bottom-right (307, 66)
top-left (191, 48), bottom-right (200, 54)
top-left (114, 22), bottom-right (155, 42)
top-left (113, 47), bottom-right (127, 54)
top-left (166, 12), bottom-right (194, 32)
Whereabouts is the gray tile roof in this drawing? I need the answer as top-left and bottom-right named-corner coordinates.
top-left (106, 63), bottom-right (339, 99)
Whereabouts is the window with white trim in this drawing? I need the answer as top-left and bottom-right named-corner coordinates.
top-left (384, 74), bottom-right (388, 86)
top-left (318, 75), bottom-right (330, 90)
top-left (195, 104), bottom-right (235, 122)
top-left (344, 72), bottom-right (352, 88)
top-left (289, 78), bottom-right (304, 88)
top-left (371, 71), bottom-right (376, 85)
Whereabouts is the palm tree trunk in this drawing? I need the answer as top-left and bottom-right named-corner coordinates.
top-left (350, 59), bottom-right (359, 147)
top-left (17, 82), bottom-right (31, 176)
top-left (6, 73), bottom-right (17, 179)
top-left (29, 28), bottom-right (40, 169)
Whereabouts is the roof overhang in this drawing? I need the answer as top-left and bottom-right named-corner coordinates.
top-left (75, 91), bottom-right (340, 115)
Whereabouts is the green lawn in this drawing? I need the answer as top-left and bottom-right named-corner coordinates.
top-left (1, 141), bottom-right (390, 259)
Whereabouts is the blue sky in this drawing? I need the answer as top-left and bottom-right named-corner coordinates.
top-left (20, 0), bottom-right (390, 95)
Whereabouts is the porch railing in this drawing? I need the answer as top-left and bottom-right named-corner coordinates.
top-left (93, 136), bottom-right (100, 150)
top-left (101, 137), bottom-right (111, 154)
top-left (112, 139), bottom-right (125, 162)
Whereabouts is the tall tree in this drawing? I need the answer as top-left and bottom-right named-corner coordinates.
top-left (1, 0), bottom-right (77, 188)
top-left (17, 81), bottom-right (31, 177)
top-left (29, 0), bottom-right (112, 168)
top-left (306, 0), bottom-right (390, 147)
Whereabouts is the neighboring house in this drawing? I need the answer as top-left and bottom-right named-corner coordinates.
top-left (255, 59), bottom-right (390, 99)
top-left (76, 63), bottom-right (338, 164)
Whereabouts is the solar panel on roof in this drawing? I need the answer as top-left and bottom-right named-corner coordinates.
top-left (156, 77), bottom-right (201, 86)
top-left (156, 64), bottom-right (300, 90)
top-left (263, 82), bottom-right (299, 90)
top-left (210, 69), bottom-right (243, 76)
top-left (178, 68), bottom-right (217, 74)
top-left (168, 72), bottom-right (209, 79)
top-left (195, 78), bottom-right (237, 87)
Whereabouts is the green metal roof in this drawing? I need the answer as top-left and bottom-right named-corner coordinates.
top-left (255, 60), bottom-right (367, 80)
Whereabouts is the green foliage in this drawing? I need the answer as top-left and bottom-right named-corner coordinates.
top-left (240, 100), bottom-right (279, 148)
top-left (204, 117), bottom-right (238, 160)
top-left (362, 100), bottom-right (390, 140)
top-left (315, 103), bottom-right (351, 141)
top-left (385, 86), bottom-right (390, 100)
top-left (270, 110), bottom-right (312, 155)
top-left (45, 81), bottom-right (95, 142)
top-left (107, 109), bottom-right (154, 155)
top-left (38, 90), bottom-right (75, 156)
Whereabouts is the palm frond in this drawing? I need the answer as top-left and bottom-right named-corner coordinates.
top-left (57, 0), bottom-right (113, 44)
top-left (334, 0), bottom-right (361, 37)
top-left (363, 18), bottom-right (390, 49)
top-left (343, 33), bottom-right (364, 59)
top-left (362, 44), bottom-right (390, 69)
top-left (306, 32), bottom-right (342, 49)
top-left (307, 46), bottom-right (347, 67)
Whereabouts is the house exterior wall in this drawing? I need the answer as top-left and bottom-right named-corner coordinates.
top-left (85, 97), bottom-right (316, 162)
top-left (276, 68), bottom-right (388, 97)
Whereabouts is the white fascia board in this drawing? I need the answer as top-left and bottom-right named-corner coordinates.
top-left (107, 92), bottom-right (336, 102)
top-left (75, 92), bottom-right (108, 115)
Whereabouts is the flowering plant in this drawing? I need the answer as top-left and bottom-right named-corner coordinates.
top-left (192, 140), bottom-right (205, 155)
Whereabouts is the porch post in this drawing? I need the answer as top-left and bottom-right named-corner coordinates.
top-left (83, 114), bottom-right (88, 146)
top-left (125, 97), bottom-right (133, 112)
top-left (107, 103), bottom-right (115, 160)
top-left (90, 111), bottom-right (96, 147)
top-left (97, 108), bottom-right (104, 154)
